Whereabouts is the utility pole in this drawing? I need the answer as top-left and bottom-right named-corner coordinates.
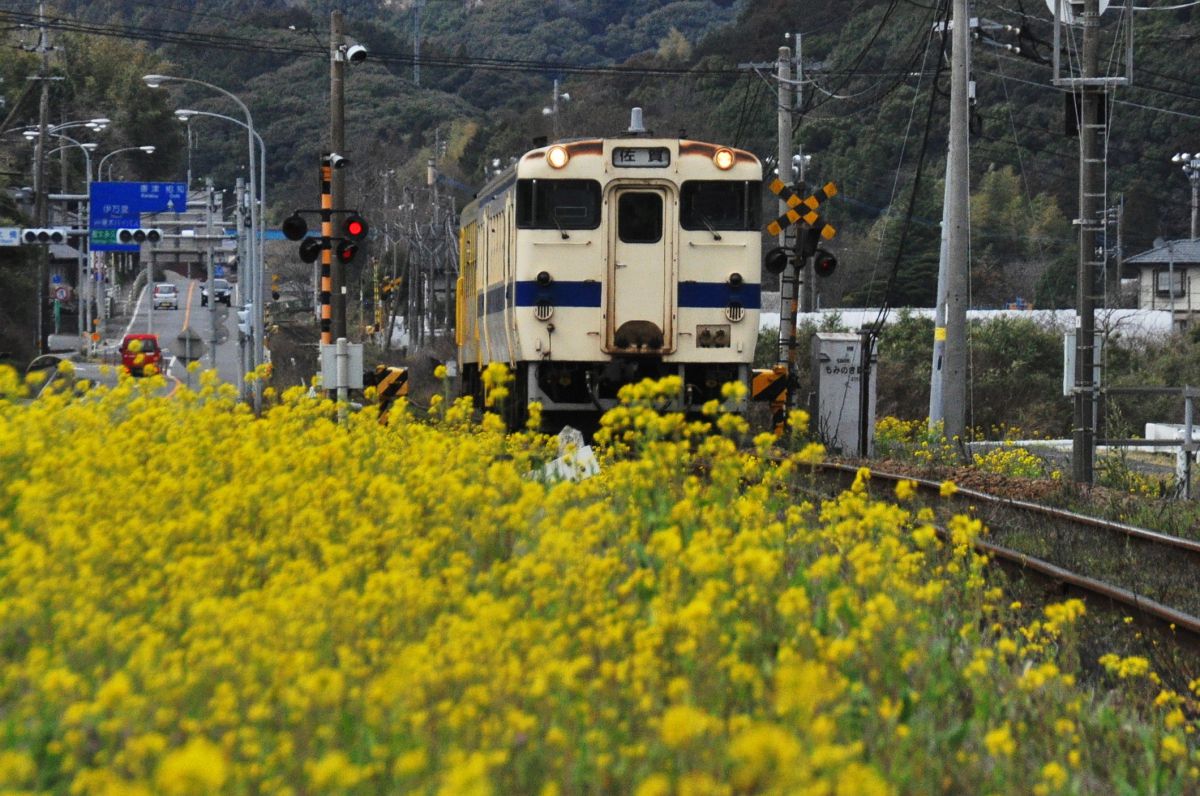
top-left (413, 0), bottom-right (425, 87)
top-left (234, 177), bottom-right (247, 387)
top-left (207, 178), bottom-right (218, 370)
top-left (330, 10), bottom-right (348, 340)
top-left (33, 0), bottom-right (51, 354)
top-left (930, 0), bottom-right (970, 445)
top-left (428, 155), bottom-right (440, 339)
top-left (775, 46), bottom-right (800, 398)
top-left (790, 33), bottom-right (813, 314)
top-left (1072, 0), bottom-right (1103, 484)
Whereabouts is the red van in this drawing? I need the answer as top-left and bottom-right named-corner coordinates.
top-left (120, 333), bottom-right (162, 377)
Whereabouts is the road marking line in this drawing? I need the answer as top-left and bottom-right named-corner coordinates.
top-left (122, 285), bottom-right (149, 339)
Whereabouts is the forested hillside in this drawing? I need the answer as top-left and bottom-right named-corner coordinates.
top-left (3, 0), bottom-right (1200, 357)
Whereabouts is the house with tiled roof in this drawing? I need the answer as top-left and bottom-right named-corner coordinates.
top-left (1126, 238), bottom-right (1200, 330)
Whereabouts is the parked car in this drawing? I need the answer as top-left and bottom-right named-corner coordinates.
top-left (119, 333), bottom-right (162, 377)
top-left (201, 278), bottom-right (232, 307)
top-left (152, 283), bottom-right (179, 310)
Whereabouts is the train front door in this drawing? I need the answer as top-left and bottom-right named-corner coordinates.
top-left (608, 186), bottom-right (675, 353)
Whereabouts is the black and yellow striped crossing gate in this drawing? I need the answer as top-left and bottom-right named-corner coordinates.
top-left (765, 179), bottom-right (838, 240)
top-left (752, 365), bottom-right (789, 435)
top-left (365, 364), bottom-right (409, 423)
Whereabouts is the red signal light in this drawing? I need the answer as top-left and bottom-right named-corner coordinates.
top-left (813, 248), bottom-right (838, 278)
top-left (343, 214), bottom-right (368, 240)
top-left (337, 240), bottom-right (359, 263)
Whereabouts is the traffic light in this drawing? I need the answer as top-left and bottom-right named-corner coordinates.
top-left (271, 273), bottom-right (280, 302)
top-left (281, 213), bottom-right (308, 241)
top-left (343, 213), bottom-right (368, 239)
top-left (237, 303), bottom-right (253, 336)
top-left (298, 237), bottom-right (323, 263)
top-left (813, 248), bottom-right (838, 278)
top-left (116, 228), bottom-right (163, 244)
top-left (763, 246), bottom-right (790, 275)
top-left (336, 214), bottom-right (369, 264)
top-left (336, 239), bottom-right (358, 264)
top-left (21, 228), bottom-right (67, 245)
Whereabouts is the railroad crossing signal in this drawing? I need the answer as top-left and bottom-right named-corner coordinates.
top-left (765, 179), bottom-right (838, 239)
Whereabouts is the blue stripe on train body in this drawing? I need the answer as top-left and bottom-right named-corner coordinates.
top-left (677, 282), bottom-right (761, 309)
top-left (477, 281), bottom-right (761, 314)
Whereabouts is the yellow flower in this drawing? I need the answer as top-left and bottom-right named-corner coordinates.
top-left (635, 773), bottom-right (672, 796)
top-left (984, 724), bottom-right (1016, 758)
top-left (895, 479), bottom-right (917, 501)
top-left (1161, 735), bottom-right (1187, 762)
top-left (940, 480), bottom-right (958, 497)
top-left (659, 704), bottom-right (715, 749)
top-left (154, 738), bottom-right (228, 796)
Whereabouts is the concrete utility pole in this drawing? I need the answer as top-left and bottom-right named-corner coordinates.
top-left (930, 0), bottom-right (970, 444)
top-left (428, 155), bottom-right (440, 338)
top-left (1073, 0), bottom-right (1103, 484)
top-left (234, 177), bottom-right (246, 386)
top-left (206, 178), bottom-right (219, 370)
top-left (330, 10), bottom-right (348, 340)
top-left (413, 0), bottom-right (425, 87)
top-left (791, 33), bottom-right (814, 314)
top-left (776, 46), bottom-right (800, 389)
top-left (33, 0), bottom-right (51, 354)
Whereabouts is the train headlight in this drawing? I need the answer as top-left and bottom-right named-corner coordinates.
top-left (713, 147), bottom-right (735, 170)
top-left (546, 145), bottom-right (570, 169)
top-left (536, 270), bottom-right (553, 286)
top-left (727, 272), bottom-right (743, 287)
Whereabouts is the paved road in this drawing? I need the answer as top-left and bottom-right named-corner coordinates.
top-left (49, 274), bottom-right (247, 392)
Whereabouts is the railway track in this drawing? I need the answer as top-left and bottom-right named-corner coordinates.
top-left (798, 463), bottom-right (1200, 649)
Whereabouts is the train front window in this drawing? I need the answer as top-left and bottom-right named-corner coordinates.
top-left (680, 180), bottom-right (762, 231)
top-left (516, 179), bottom-right (601, 230)
top-left (617, 192), bottom-right (663, 244)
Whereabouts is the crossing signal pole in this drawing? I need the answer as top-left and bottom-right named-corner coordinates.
top-left (330, 10), bottom-right (347, 341)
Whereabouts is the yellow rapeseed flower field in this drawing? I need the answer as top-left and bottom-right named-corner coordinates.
top-left (0, 365), bottom-right (1196, 794)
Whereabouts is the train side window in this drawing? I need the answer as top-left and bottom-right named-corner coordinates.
top-left (681, 180), bottom-right (762, 231)
top-left (617, 192), bottom-right (663, 244)
top-left (516, 179), bottom-right (601, 230)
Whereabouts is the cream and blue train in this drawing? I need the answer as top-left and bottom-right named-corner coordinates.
top-left (457, 117), bottom-right (763, 423)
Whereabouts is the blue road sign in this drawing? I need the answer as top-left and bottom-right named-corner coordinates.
top-left (51, 274), bottom-right (62, 284)
top-left (89, 182), bottom-right (187, 252)
top-left (214, 265), bottom-right (225, 278)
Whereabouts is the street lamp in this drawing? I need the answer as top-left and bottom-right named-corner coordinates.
top-left (1171, 152), bottom-right (1200, 241)
top-left (172, 109), bottom-right (266, 237)
top-left (174, 106), bottom-right (268, 399)
top-left (144, 73), bottom-right (263, 411)
top-left (39, 135), bottom-right (99, 337)
top-left (98, 145), bottom-right (155, 181)
top-left (541, 78), bottom-right (571, 140)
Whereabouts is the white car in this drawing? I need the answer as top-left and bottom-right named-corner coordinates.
top-left (152, 283), bottom-right (179, 310)
top-left (201, 278), bottom-right (232, 307)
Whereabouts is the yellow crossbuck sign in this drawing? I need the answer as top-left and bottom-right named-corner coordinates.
top-left (765, 179), bottom-right (838, 239)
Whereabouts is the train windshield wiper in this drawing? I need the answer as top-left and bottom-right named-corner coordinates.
top-left (698, 214), bottom-right (722, 241)
top-left (553, 215), bottom-right (570, 240)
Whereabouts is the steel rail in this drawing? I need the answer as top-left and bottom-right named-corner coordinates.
top-left (794, 460), bottom-right (1200, 643)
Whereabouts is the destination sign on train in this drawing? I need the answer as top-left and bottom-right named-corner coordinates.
top-left (612, 147), bottom-right (671, 168)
